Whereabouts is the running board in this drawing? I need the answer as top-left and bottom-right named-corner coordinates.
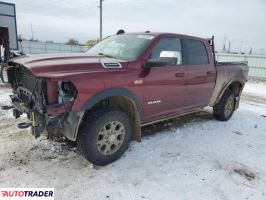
top-left (141, 108), bottom-right (203, 127)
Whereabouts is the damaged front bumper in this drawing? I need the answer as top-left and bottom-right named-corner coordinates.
top-left (3, 94), bottom-right (83, 141)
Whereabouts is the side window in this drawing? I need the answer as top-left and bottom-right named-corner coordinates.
top-left (150, 38), bottom-right (182, 65)
top-left (182, 39), bottom-right (209, 65)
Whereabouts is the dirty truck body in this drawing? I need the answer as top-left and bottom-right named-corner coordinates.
top-left (4, 32), bottom-right (248, 165)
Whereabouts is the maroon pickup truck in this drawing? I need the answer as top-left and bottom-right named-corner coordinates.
top-left (3, 32), bottom-right (248, 166)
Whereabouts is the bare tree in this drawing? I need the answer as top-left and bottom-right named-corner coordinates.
top-left (65, 38), bottom-right (79, 45)
top-left (85, 38), bottom-right (100, 47)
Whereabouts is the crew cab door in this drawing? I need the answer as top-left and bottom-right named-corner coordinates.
top-left (143, 37), bottom-right (187, 122)
top-left (181, 38), bottom-right (216, 108)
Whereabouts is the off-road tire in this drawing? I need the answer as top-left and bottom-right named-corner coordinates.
top-left (78, 107), bottom-right (132, 166)
top-left (213, 90), bottom-right (236, 121)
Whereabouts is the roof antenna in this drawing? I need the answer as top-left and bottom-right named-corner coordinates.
top-left (116, 29), bottom-right (125, 35)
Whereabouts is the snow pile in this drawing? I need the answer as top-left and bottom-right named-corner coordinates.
top-left (0, 84), bottom-right (13, 119)
top-left (243, 81), bottom-right (266, 98)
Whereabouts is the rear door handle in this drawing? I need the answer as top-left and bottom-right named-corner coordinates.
top-left (207, 71), bottom-right (216, 76)
top-left (175, 73), bottom-right (185, 77)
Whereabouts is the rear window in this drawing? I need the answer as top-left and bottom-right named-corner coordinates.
top-left (182, 39), bottom-right (209, 65)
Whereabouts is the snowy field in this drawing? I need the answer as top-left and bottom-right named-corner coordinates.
top-left (0, 81), bottom-right (266, 200)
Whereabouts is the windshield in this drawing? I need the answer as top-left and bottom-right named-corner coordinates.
top-left (86, 34), bottom-right (155, 60)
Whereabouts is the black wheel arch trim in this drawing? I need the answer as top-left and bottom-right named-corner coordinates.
top-left (80, 88), bottom-right (142, 120)
top-left (214, 78), bottom-right (246, 105)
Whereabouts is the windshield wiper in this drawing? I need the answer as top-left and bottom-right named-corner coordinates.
top-left (98, 53), bottom-right (117, 59)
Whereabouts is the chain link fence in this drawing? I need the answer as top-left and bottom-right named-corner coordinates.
top-left (20, 40), bottom-right (89, 54)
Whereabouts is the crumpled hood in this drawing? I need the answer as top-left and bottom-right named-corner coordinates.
top-left (8, 53), bottom-right (128, 78)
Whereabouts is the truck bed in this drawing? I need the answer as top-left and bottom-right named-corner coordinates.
top-left (209, 62), bottom-right (249, 106)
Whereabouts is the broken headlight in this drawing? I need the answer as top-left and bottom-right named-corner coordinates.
top-left (58, 81), bottom-right (77, 105)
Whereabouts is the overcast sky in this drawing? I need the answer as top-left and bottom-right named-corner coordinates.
top-left (4, 0), bottom-right (266, 53)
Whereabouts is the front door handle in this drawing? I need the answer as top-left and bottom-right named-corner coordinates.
top-left (175, 73), bottom-right (185, 77)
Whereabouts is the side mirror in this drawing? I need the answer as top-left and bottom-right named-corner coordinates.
top-left (144, 59), bottom-right (160, 68)
top-left (144, 58), bottom-right (177, 68)
top-left (160, 51), bottom-right (181, 64)
top-left (144, 51), bottom-right (182, 69)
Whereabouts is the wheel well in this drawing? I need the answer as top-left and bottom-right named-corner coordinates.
top-left (84, 95), bottom-right (141, 142)
top-left (228, 81), bottom-right (243, 97)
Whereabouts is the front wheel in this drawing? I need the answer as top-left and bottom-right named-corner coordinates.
top-left (213, 90), bottom-right (236, 121)
top-left (78, 107), bottom-right (132, 166)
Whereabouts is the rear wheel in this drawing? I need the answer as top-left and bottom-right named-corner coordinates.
top-left (213, 90), bottom-right (236, 121)
top-left (78, 107), bottom-right (132, 166)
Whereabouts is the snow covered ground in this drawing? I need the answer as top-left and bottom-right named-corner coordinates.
top-left (0, 81), bottom-right (266, 200)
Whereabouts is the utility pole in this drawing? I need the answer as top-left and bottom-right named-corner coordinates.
top-left (30, 23), bottom-right (34, 41)
top-left (99, 0), bottom-right (103, 41)
top-left (249, 48), bottom-right (253, 55)
top-left (222, 34), bottom-right (227, 52)
top-left (240, 41), bottom-right (243, 54)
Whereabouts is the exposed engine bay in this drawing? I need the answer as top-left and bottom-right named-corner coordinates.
top-left (5, 63), bottom-right (77, 139)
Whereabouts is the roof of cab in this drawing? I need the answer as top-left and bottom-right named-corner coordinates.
top-left (121, 32), bottom-right (208, 42)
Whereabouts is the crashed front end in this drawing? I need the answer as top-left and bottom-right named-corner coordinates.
top-left (5, 63), bottom-right (78, 139)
